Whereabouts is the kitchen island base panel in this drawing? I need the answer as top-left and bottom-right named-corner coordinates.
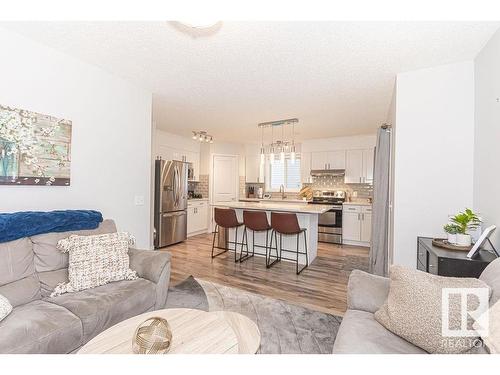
top-left (224, 210), bottom-right (318, 265)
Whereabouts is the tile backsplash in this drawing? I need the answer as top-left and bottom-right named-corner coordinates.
top-left (188, 174), bottom-right (209, 198)
top-left (308, 175), bottom-right (373, 200)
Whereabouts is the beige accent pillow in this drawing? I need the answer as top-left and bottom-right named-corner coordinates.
top-left (51, 232), bottom-right (138, 297)
top-left (374, 265), bottom-right (490, 354)
top-left (0, 294), bottom-right (13, 322)
top-left (473, 299), bottom-right (500, 354)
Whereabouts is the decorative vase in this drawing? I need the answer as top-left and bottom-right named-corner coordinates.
top-left (447, 233), bottom-right (457, 244)
top-left (456, 234), bottom-right (472, 246)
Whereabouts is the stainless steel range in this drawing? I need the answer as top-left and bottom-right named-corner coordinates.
top-left (310, 190), bottom-right (345, 244)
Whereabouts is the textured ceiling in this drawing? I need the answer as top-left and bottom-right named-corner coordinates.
top-left (2, 21), bottom-right (498, 142)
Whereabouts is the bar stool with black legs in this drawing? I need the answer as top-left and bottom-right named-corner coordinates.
top-left (211, 207), bottom-right (245, 262)
top-left (240, 210), bottom-right (272, 263)
top-left (269, 212), bottom-right (309, 275)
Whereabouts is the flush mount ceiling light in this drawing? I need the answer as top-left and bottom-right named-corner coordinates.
top-left (176, 20), bottom-right (220, 29)
top-left (168, 21), bottom-right (223, 38)
top-left (192, 131), bottom-right (213, 143)
top-left (258, 118), bottom-right (298, 165)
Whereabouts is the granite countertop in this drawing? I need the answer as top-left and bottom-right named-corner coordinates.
top-left (239, 198), bottom-right (312, 204)
top-left (213, 201), bottom-right (333, 214)
top-left (343, 201), bottom-right (372, 206)
top-left (188, 198), bottom-right (209, 202)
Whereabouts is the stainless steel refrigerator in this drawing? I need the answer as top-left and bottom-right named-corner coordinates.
top-left (154, 159), bottom-right (188, 248)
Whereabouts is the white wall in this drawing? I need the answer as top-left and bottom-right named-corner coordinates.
top-left (301, 134), bottom-right (376, 152)
top-left (153, 129), bottom-right (201, 157)
top-left (392, 61), bottom-right (475, 268)
top-left (474, 29), bottom-right (500, 250)
top-left (0, 28), bottom-right (153, 249)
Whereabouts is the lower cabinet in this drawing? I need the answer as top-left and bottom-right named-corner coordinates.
top-left (187, 201), bottom-right (208, 236)
top-left (342, 205), bottom-right (372, 247)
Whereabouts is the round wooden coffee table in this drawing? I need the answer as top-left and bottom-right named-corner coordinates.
top-left (78, 308), bottom-right (261, 354)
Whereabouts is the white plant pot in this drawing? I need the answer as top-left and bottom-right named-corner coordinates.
top-left (447, 233), bottom-right (457, 244)
top-left (456, 234), bottom-right (472, 246)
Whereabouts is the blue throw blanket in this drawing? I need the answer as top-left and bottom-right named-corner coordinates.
top-left (0, 210), bottom-right (103, 243)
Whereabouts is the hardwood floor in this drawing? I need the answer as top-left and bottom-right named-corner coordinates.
top-left (160, 233), bottom-right (369, 317)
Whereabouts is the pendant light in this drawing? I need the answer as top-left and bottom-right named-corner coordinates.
top-left (290, 121), bottom-right (296, 164)
top-left (269, 126), bottom-right (275, 164)
top-left (279, 124), bottom-right (285, 164)
top-left (260, 126), bottom-right (265, 165)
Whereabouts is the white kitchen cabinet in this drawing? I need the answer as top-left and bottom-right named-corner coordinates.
top-left (360, 210), bottom-right (372, 243)
top-left (300, 152), bottom-right (312, 183)
top-left (311, 151), bottom-right (328, 170)
top-left (311, 150), bottom-right (346, 170)
top-left (187, 200), bottom-right (208, 236)
top-left (345, 148), bottom-right (374, 184)
top-left (342, 210), bottom-right (361, 242)
top-left (327, 150), bottom-right (346, 169)
top-left (362, 148), bottom-right (374, 184)
top-left (345, 150), bottom-right (364, 183)
top-left (342, 204), bottom-right (372, 247)
top-left (245, 155), bottom-right (264, 183)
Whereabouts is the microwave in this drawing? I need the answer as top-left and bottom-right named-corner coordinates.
top-left (187, 163), bottom-right (195, 181)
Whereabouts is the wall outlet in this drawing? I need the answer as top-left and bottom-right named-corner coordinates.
top-left (134, 195), bottom-right (145, 206)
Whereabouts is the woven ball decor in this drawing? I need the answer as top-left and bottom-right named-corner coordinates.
top-left (132, 317), bottom-right (173, 354)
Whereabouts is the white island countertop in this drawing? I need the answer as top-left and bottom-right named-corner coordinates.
top-left (213, 201), bottom-right (333, 214)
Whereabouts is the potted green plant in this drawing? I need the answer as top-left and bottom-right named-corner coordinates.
top-left (443, 224), bottom-right (460, 244)
top-left (449, 208), bottom-right (482, 246)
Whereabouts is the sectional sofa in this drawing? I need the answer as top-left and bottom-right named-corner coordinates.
top-left (0, 219), bottom-right (171, 354)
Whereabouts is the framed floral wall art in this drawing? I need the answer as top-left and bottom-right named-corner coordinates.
top-left (0, 104), bottom-right (72, 186)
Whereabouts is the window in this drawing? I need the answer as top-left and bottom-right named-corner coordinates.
top-left (267, 157), bottom-right (301, 192)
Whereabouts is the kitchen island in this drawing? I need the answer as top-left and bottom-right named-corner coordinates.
top-left (212, 201), bottom-right (334, 264)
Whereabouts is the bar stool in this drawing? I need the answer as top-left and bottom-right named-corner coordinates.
top-left (240, 210), bottom-right (272, 263)
top-left (269, 212), bottom-right (309, 275)
top-left (211, 208), bottom-right (245, 262)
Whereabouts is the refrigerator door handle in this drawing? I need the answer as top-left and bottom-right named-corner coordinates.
top-left (173, 165), bottom-right (179, 207)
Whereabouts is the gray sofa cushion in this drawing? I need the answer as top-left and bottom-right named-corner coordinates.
top-left (46, 278), bottom-right (156, 343)
top-left (480, 258), bottom-right (500, 305)
top-left (347, 269), bottom-right (390, 313)
top-left (0, 300), bottom-right (82, 354)
top-left (0, 275), bottom-right (41, 307)
top-left (31, 219), bottom-right (117, 273)
top-left (38, 268), bottom-right (69, 298)
top-left (333, 309), bottom-right (427, 354)
top-left (128, 248), bottom-right (171, 309)
top-left (0, 237), bottom-right (41, 306)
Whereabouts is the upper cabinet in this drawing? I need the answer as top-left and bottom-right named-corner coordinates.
top-left (245, 155), bottom-right (264, 183)
top-left (311, 150), bottom-right (346, 170)
top-left (362, 148), bottom-right (374, 184)
top-left (345, 148), bottom-right (374, 184)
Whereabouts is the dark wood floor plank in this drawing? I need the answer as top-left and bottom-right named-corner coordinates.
top-left (160, 233), bottom-right (369, 316)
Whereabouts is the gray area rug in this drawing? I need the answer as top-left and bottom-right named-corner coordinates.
top-left (166, 276), bottom-right (342, 354)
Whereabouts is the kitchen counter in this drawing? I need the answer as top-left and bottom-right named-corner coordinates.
top-left (188, 198), bottom-right (208, 202)
top-left (239, 198), bottom-right (312, 204)
top-left (343, 201), bottom-right (372, 206)
top-left (212, 201), bottom-right (330, 263)
top-left (216, 201), bottom-right (333, 214)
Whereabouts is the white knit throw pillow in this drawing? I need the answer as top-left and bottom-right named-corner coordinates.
top-left (0, 294), bottom-right (13, 322)
top-left (51, 232), bottom-right (138, 297)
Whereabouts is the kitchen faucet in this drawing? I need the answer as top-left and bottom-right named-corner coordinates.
top-left (279, 184), bottom-right (287, 200)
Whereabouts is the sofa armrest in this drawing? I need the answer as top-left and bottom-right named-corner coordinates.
top-left (128, 248), bottom-right (171, 284)
top-left (347, 269), bottom-right (390, 313)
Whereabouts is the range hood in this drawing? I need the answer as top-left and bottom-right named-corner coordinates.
top-left (310, 169), bottom-right (345, 177)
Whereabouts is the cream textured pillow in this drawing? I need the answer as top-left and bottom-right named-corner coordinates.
top-left (374, 265), bottom-right (490, 354)
top-left (0, 294), bottom-right (13, 322)
top-left (51, 232), bottom-right (138, 297)
top-left (473, 299), bottom-right (500, 354)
